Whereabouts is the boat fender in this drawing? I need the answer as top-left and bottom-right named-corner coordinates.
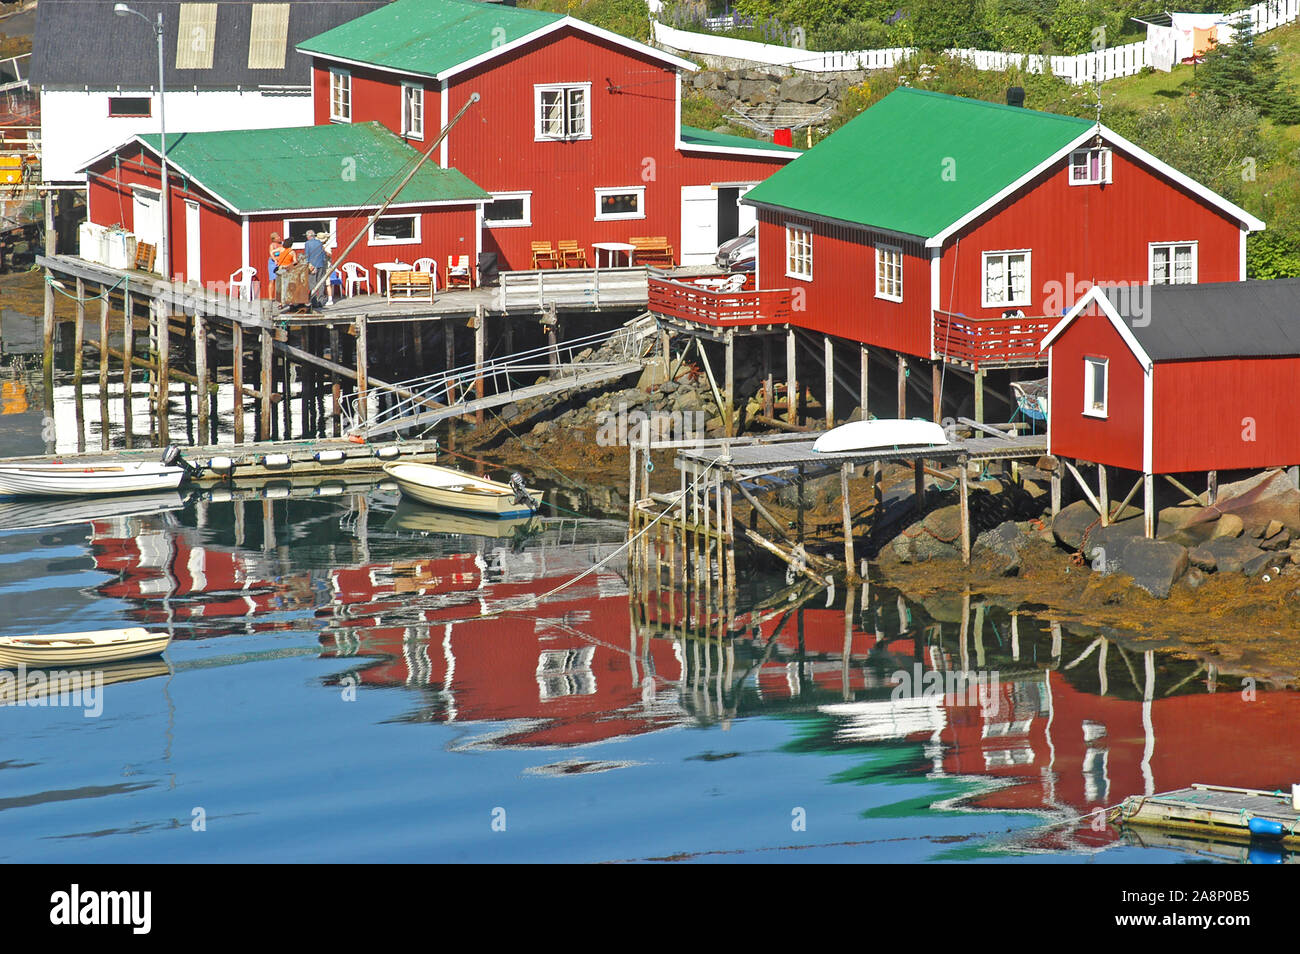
top-left (1248, 816), bottom-right (1285, 839)
top-left (509, 472), bottom-right (539, 509)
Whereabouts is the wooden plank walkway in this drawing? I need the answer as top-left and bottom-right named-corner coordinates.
top-left (1120, 784), bottom-right (1300, 844)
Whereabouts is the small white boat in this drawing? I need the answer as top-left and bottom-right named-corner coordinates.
top-left (812, 419), bottom-right (949, 454)
top-left (382, 461), bottom-right (541, 518)
top-left (0, 460), bottom-right (185, 498)
top-left (0, 627), bottom-right (172, 669)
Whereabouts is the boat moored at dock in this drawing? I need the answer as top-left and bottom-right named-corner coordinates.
top-left (382, 461), bottom-right (541, 518)
top-left (0, 628), bottom-right (172, 669)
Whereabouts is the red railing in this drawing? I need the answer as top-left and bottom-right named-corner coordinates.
top-left (648, 276), bottom-right (792, 327)
top-left (933, 310), bottom-right (1056, 369)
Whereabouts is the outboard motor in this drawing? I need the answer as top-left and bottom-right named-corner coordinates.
top-left (161, 444), bottom-right (201, 481)
top-left (509, 472), bottom-right (539, 510)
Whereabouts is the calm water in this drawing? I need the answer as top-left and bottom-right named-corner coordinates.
top-left (0, 486), bottom-right (1296, 863)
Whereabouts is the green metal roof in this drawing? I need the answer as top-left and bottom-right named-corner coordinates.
top-left (136, 122), bottom-right (490, 213)
top-left (297, 0), bottom-right (564, 78)
top-left (680, 125), bottom-right (802, 155)
top-left (742, 88), bottom-right (1095, 239)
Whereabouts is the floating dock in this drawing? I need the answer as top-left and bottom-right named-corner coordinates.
top-left (1120, 784), bottom-right (1300, 845)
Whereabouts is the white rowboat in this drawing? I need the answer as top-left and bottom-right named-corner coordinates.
top-left (812, 419), bottom-right (949, 454)
top-left (382, 462), bottom-right (541, 518)
top-left (0, 461), bottom-right (185, 498)
top-left (0, 627), bottom-right (172, 669)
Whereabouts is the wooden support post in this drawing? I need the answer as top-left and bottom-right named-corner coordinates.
top-left (859, 344), bottom-right (869, 416)
top-left (896, 353), bottom-right (906, 417)
top-left (122, 287), bottom-right (134, 448)
top-left (98, 284), bottom-right (110, 451)
top-left (444, 320), bottom-right (456, 405)
top-left (41, 192), bottom-right (55, 426)
top-left (156, 302), bottom-right (169, 446)
top-left (823, 334), bottom-right (834, 428)
top-left (931, 360), bottom-right (941, 424)
top-left (279, 336), bottom-right (290, 440)
top-left (724, 330), bottom-right (735, 437)
top-left (973, 367), bottom-right (985, 423)
top-left (724, 480), bottom-right (736, 606)
top-left (195, 313), bottom-right (209, 443)
top-left (73, 276), bottom-right (85, 452)
top-left (1143, 472), bottom-right (1155, 539)
top-left (474, 305), bottom-right (485, 428)
top-left (259, 327), bottom-right (272, 441)
top-left (1207, 470), bottom-right (1218, 506)
top-left (914, 458), bottom-right (925, 515)
top-left (785, 327), bottom-right (797, 425)
top-left (796, 464), bottom-right (805, 544)
top-left (232, 321), bottom-right (244, 444)
top-left (1051, 468), bottom-right (1062, 517)
top-left (329, 325), bottom-right (341, 438)
top-left (355, 316), bottom-right (368, 429)
top-left (959, 461), bottom-right (970, 565)
top-left (762, 336), bottom-right (773, 418)
top-left (1098, 463), bottom-right (1109, 526)
top-left (841, 462), bottom-right (855, 580)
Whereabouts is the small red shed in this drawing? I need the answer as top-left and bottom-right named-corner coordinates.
top-left (1042, 279), bottom-right (1300, 530)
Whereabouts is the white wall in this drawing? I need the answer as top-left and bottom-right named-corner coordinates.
top-left (41, 88), bottom-right (314, 183)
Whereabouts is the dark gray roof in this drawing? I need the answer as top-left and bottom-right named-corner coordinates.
top-left (1101, 279), bottom-right (1300, 361)
top-left (30, 0), bottom-right (389, 89)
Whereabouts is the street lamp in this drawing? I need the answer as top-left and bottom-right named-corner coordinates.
top-left (114, 3), bottom-right (168, 278)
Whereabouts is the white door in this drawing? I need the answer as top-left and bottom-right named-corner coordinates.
top-left (131, 187), bottom-right (161, 248)
top-left (680, 185), bottom-right (717, 265)
top-left (737, 184), bottom-right (757, 234)
top-left (185, 201), bottom-right (201, 284)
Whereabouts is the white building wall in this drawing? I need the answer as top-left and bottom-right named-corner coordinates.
top-left (41, 88), bottom-right (314, 183)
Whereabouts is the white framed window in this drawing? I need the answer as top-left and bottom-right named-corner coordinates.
top-left (982, 250), bottom-right (1030, 308)
top-left (875, 244), bottom-right (902, 301)
top-left (368, 214), bottom-right (421, 245)
top-left (401, 83), bottom-right (424, 139)
top-left (329, 68), bottom-right (351, 123)
top-left (594, 186), bottom-right (644, 221)
top-left (483, 191), bottom-right (531, 227)
top-left (535, 83), bottom-right (590, 141)
top-left (282, 218), bottom-right (337, 249)
top-left (1149, 241), bottom-right (1197, 285)
top-left (1083, 356), bottom-right (1108, 418)
top-left (1069, 147), bottom-right (1111, 185)
top-left (786, 224), bottom-right (812, 280)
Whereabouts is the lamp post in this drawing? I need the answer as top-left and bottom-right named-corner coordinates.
top-left (114, 3), bottom-right (168, 278)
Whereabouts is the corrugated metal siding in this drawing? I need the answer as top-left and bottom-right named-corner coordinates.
top-left (756, 208), bottom-right (931, 355)
top-left (1153, 358), bottom-right (1300, 473)
top-left (939, 143), bottom-right (1244, 322)
top-left (1045, 303), bottom-right (1146, 472)
top-left (248, 3), bottom-right (291, 71)
top-left (175, 4), bottom-right (219, 71)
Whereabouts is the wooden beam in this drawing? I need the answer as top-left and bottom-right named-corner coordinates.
top-left (42, 192), bottom-right (55, 427)
top-left (1143, 472), bottom-right (1155, 539)
top-left (232, 321), bottom-right (244, 444)
top-left (896, 353), bottom-right (906, 417)
top-left (1098, 463), bottom-right (1109, 527)
top-left (973, 367), bottom-right (985, 423)
top-left (1163, 472), bottom-right (1206, 507)
top-left (98, 284), bottom-right (110, 452)
top-left (474, 306), bottom-right (485, 428)
top-left (260, 327), bottom-right (273, 441)
top-left (195, 313), bottom-right (209, 442)
top-left (122, 287), bottom-right (134, 449)
top-left (355, 316), bottom-right (368, 428)
top-left (156, 301), bottom-right (169, 446)
top-left (824, 334), bottom-right (834, 428)
top-left (1207, 470), bottom-right (1218, 506)
top-left (726, 330), bottom-right (736, 437)
top-left (959, 461), bottom-right (971, 565)
top-left (931, 360), bottom-right (941, 424)
top-left (841, 462), bottom-right (856, 580)
top-left (785, 327), bottom-right (796, 425)
top-left (1061, 458), bottom-right (1103, 516)
top-left (859, 344), bottom-right (869, 415)
top-left (73, 276), bottom-right (85, 453)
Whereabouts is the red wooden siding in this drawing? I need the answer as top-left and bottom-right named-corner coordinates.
top-left (939, 142), bottom-right (1243, 324)
top-left (1046, 303), bottom-right (1146, 472)
top-left (311, 26), bottom-right (791, 270)
top-left (1152, 358), bottom-right (1300, 473)
top-left (755, 212), bottom-right (931, 356)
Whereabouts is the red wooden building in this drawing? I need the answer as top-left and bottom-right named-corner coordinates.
top-left (82, 121), bottom-right (489, 289)
top-left (296, 0), bottom-right (800, 270)
top-left (655, 88), bottom-right (1265, 420)
top-left (1042, 279), bottom-right (1300, 533)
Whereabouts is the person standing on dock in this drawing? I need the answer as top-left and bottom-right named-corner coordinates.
top-left (273, 240), bottom-right (298, 301)
top-left (303, 230), bottom-right (328, 310)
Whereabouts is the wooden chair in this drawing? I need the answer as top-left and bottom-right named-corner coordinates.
top-left (446, 254), bottom-right (474, 288)
top-left (557, 240), bottom-right (587, 268)
top-left (340, 262), bottom-right (371, 296)
top-left (629, 236), bottom-right (674, 268)
top-left (531, 241), bottom-right (560, 269)
top-left (413, 257), bottom-right (439, 290)
top-left (386, 270), bottom-right (434, 303)
top-left (134, 241), bottom-right (157, 273)
top-left (229, 265), bottom-right (257, 300)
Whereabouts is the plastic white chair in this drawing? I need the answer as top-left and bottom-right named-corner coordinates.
top-left (230, 266), bottom-right (257, 300)
top-left (413, 257), bottom-right (438, 290)
top-left (341, 262), bottom-right (371, 296)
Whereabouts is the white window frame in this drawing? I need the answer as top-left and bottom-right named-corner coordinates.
top-left (401, 82), bottom-right (424, 140)
top-left (1148, 241), bottom-right (1198, 285)
top-left (329, 68), bottom-right (351, 123)
top-left (482, 191), bottom-right (532, 228)
top-left (534, 83), bottom-right (591, 142)
top-left (981, 249), bottom-right (1031, 309)
top-left (1069, 147), bottom-right (1111, 186)
top-left (282, 217), bottom-right (337, 250)
top-left (875, 243), bottom-right (903, 302)
top-left (594, 186), bottom-right (644, 222)
top-left (786, 224), bottom-right (812, 281)
top-left (368, 213), bottom-right (421, 246)
top-left (1083, 356), bottom-right (1108, 419)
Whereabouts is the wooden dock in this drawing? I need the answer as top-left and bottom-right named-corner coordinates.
top-left (1120, 784), bottom-right (1300, 844)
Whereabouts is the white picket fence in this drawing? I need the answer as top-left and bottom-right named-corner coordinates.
top-left (654, 0), bottom-right (1300, 84)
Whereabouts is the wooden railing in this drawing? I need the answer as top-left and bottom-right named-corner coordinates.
top-left (933, 310), bottom-right (1056, 369)
top-left (497, 266), bottom-right (649, 312)
top-left (648, 276), bottom-right (792, 327)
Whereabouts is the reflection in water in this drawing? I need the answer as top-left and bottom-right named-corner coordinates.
top-left (5, 486), bottom-right (1299, 861)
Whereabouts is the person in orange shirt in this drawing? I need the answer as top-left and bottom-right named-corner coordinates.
top-left (272, 240), bottom-right (297, 299)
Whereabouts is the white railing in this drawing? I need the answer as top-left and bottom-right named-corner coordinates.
top-left (497, 266), bottom-right (651, 312)
top-left (654, 0), bottom-right (1300, 83)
